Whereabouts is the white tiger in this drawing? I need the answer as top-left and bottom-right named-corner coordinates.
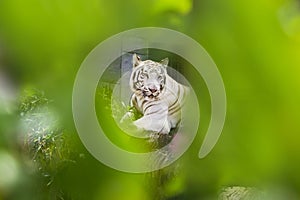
top-left (126, 54), bottom-right (189, 135)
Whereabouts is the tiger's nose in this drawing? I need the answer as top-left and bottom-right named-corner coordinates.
top-left (149, 87), bottom-right (157, 93)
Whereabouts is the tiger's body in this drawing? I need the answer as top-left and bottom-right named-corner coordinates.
top-left (128, 54), bottom-right (189, 135)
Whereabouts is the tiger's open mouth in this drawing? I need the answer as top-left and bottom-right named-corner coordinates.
top-left (143, 91), bottom-right (160, 99)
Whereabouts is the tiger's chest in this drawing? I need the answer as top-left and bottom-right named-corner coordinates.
top-left (133, 90), bottom-right (182, 127)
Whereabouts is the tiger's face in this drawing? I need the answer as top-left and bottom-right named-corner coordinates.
top-left (130, 54), bottom-right (168, 99)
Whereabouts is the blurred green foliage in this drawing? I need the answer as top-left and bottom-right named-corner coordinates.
top-left (0, 0), bottom-right (300, 199)
top-left (19, 89), bottom-right (75, 176)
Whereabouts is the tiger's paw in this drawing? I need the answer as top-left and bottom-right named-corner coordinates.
top-left (133, 118), bottom-right (171, 135)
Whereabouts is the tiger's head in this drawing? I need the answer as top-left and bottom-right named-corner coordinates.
top-left (129, 54), bottom-right (168, 99)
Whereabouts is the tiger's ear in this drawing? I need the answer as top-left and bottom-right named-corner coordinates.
top-left (160, 58), bottom-right (169, 67)
top-left (132, 53), bottom-right (141, 67)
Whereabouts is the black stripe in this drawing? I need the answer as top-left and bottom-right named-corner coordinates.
top-left (143, 103), bottom-right (154, 113)
top-left (169, 106), bottom-right (181, 116)
top-left (132, 69), bottom-right (139, 81)
top-left (132, 95), bottom-right (138, 107)
top-left (129, 94), bottom-right (135, 107)
top-left (141, 99), bottom-right (148, 108)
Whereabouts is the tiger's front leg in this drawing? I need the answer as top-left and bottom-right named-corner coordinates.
top-left (133, 103), bottom-right (171, 134)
